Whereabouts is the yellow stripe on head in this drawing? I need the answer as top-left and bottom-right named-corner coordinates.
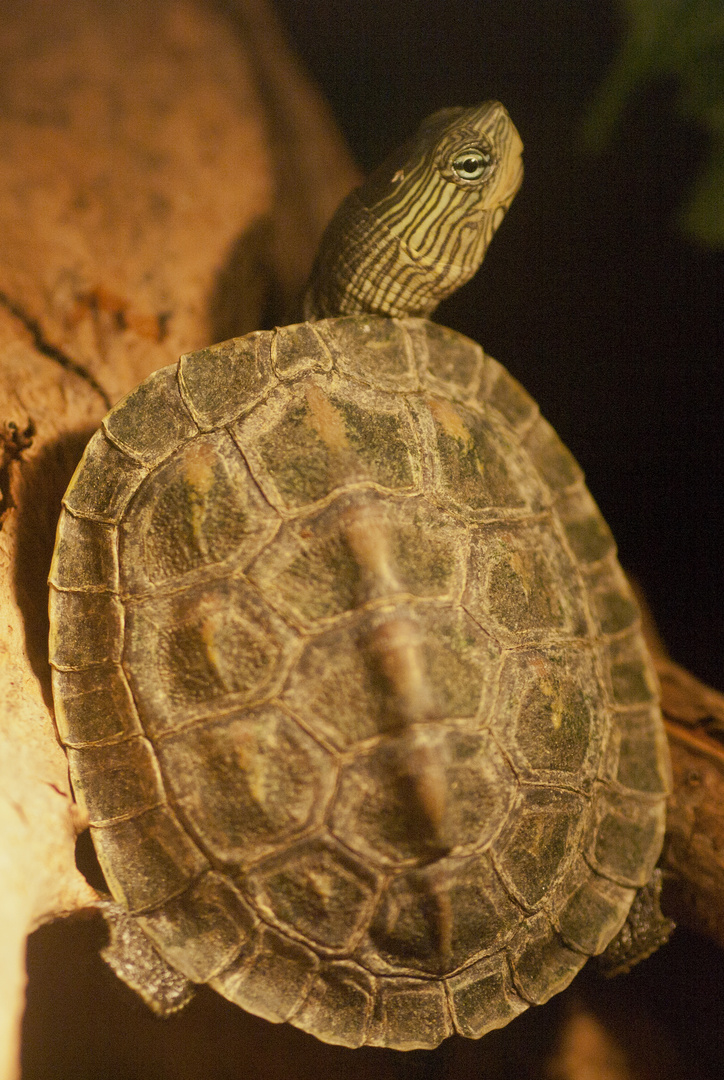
top-left (304, 101), bottom-right (523, 319)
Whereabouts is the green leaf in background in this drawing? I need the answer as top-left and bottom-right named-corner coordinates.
top-left (584, 0), bottom-right (724, 246)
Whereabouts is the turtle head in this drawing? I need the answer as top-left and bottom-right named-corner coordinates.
top-left (304, 101), bottom-right (523, 319)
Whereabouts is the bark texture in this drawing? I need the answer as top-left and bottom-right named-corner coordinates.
top-left (657, 660), bottom-right (724, 944)
top-left (633, 582), bottom-right (724, 939)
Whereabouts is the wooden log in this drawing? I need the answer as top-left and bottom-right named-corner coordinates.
top-left (655, 660), bottom-right (724, 946)
top-left (632, 577), bottom-right (724, 942)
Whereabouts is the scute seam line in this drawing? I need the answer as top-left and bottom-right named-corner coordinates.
top-left (84, 796), bottom-right (167, 829)
top-left (49, 582), bottom-right (119, 596)
top-left (108, 868), bottom-right (210, 918)
top-left (100, 415), bottom-right (197, 469)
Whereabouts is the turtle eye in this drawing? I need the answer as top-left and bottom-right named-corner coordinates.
top-left (451, 147), bottom-right (494, 181)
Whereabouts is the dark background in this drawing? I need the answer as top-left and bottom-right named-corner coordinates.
top-left (273, 0), bottom-right (723, 693)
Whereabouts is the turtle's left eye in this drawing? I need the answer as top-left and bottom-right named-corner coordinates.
top-left (451, 147), bottom-right (494, 181)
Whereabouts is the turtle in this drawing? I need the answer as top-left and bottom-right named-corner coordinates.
top-left (48, 101), bottom-right (672, 1052)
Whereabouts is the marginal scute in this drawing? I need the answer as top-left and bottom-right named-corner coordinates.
top-left (123, 578), bottom-right (295, 735)
top-left (368, 978), bottom-right (452, 1050)
top-left (272, 322), bottom-right (333, 380)
top-left (554, 485), bottom-right (615, 565)
top-left (600, 632), bottom-right (658, 707)
top-left (587, 785), bottom-right (666, 887)
top-left (138, 873), bottom-right (257, 983)
top-left (62, 430), bottom-right (147, 523)
top-left (92, 805), bottom-right (208, 913)
top-left (248, 837), bottom-right (378, 951)
top-left (52, 664), bottom-right (142, 747)
top-left (210, 926), bottom-right (318, 1024)
top-left (155, 707), bottom-right (334, 865)
top-left (485, 360), bottom-right (539, 434)
top-left (48, 588), bottom-right (123, 669)
top-left (492, 787), bottom-right (586, 910)
top-left (365, 854), bottom-right (522, 975)
top-left (321, 315), bottom-right (418, 392)
top-left (67, 736), bottom-right (165, 825)
top-left (178, 332), bottom-right (271, 431)
top-left (553, 863), bottom-right (636, 955)
top-left (447, 952), bottom-right (528, 1039)
top-left (464, 519), bottom-right (586, 642)
top-left (103, 365), bottom-right (197, 466)
top-left (582, 556), bottom-right (640, 637)
top-left (605, 707), bottom-right (671, 796)
top-left (119, 432), bottom-right (277, 594)
top-left (49, 510), bottom-right (118, 592)
top-left (523, 415), bottom-right (584, 493)
top-left (423, 321), bottom-right (482, 398)
top-left (233, 375), bottom-right (421, 512)
top-left (291, 961), bottom-right (375, 1048)
top-left (509, 911), bottom-right (587, 1004)
top-left (331, 730), bottom-right (516, 868)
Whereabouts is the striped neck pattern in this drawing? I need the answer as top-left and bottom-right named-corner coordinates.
top-left (304, 101), bottom-right (523, 320)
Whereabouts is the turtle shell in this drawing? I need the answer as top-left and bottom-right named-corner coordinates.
top-left (49, 316), bottom-right (670, 1050)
